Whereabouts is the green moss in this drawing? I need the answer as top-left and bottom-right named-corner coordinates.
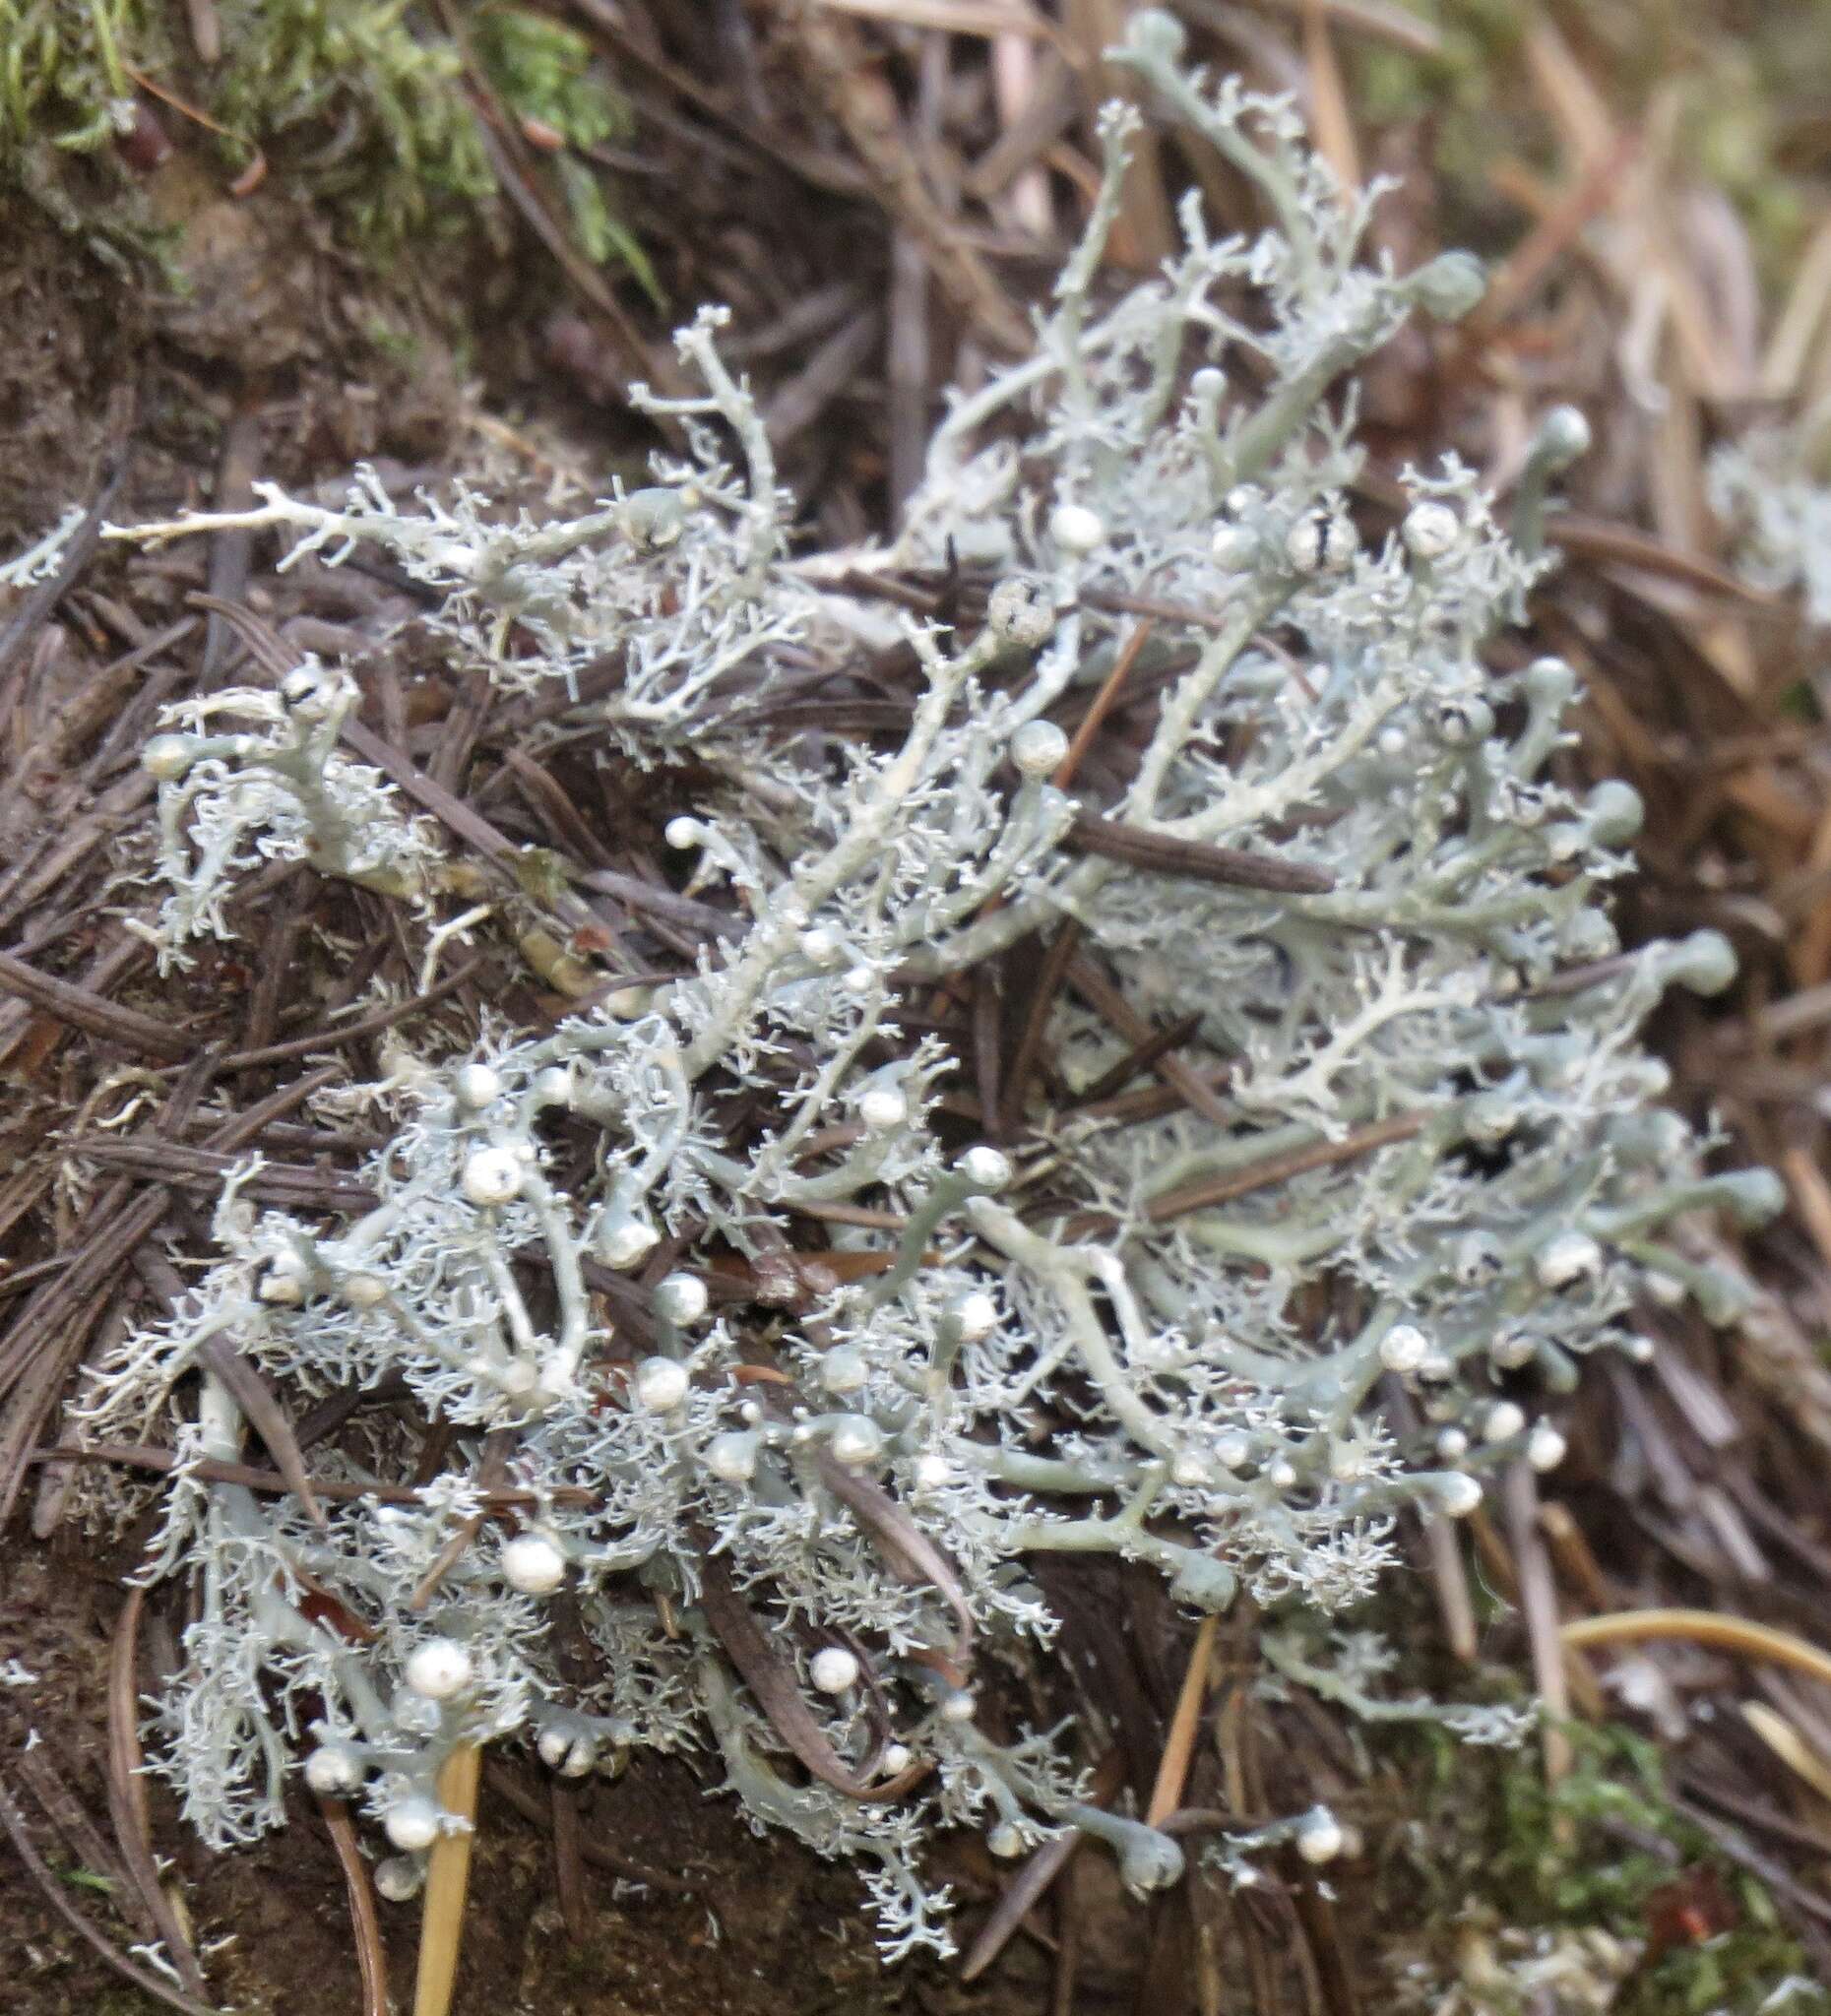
top-left (208, 0), bottom-right (497, 245)
top-left (0, 0), bottom-right (649, 305)
top-left (1381, 1721), bottom-right (1830, 2013)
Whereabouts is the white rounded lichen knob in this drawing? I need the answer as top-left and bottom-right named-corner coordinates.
top-left (1400, 500), bottom-right (1460, 560)
top-left (373, 1856), bottom-right (424, 1902)
top-left (1526, 1422), bottom-right (1567, 1473)
top-left (1284, 508), bottom-right (1357, 574)
top-left (280, 663), bottom-right (342, 721)
top-left (384, 1796), bottom-right (444, 1854)
top-left (303, 1744), bottom-right (362, 1796)
top-left (1535, 1231), bottom-right (1602, 1288)
top-left (1378, 1324), bottom-right (1428, 1374)
top-left (952, 1291), bottom-right (999, 1342)
top-left (653, 1273), bottom-right (709, 1326)
top-left (257, 1250), bottom-right (311, 1306)
top-left (828, 1415), bottom-right (884, 1470)
top-left (1295, 1807), bottom-right (1345, 1865)
top-left (820, 1347), bottom-right (869, 1396)
top-left (404, 1639), bottom-right (474, 1702)
top-left (856, 1084), bottom-right (909, 1132)
top-left (454, 1062), bottom-right (502, 1110)
top-left (495, 1358), bottom-right (537, 1403)
top-left (1209, 521), bottom-right (1256, 571)
top-left (501, 1533), bottom-right (567, 1595)
top-left (809, 1647), bottom-right (860, 1694)
top-left (596, 1213), bottom-right (660, 1270)
top-left (1434, 1472), bottom-right (1483, 1517)
top-left (705, 1430), bottom-right (760, 1483)
top-left (912, 1452), bottom-right (952, 1491)
top-left (1048, 502), bottom-right (1105, 554)
top-left (985, 577), bottom-right (1055, 649)
top-left (1124, 7), bottom-right (1187, 61)
top-left (142, 733), bottom-right (196, 782)
top-left (633, 1355), bottom-right (690, 1413)
top-left (622, 485), bottom-right (686, 552)
top-left (1535, 403), bottom-right (1592, 466)
top-left (797, 924), bottom-right (844, 968)
top-left (957, 1145), bottom-right (1012, 1193)
top-left (1010, 718), bottom-right (1068, 779)
top-left (461, 1145), bottom-right (523, 1207)
top-left (340, 1270), bottom-right (388, 1310)
top-left (1483, 1401), bottom-right (1526, 1445)
top-left (1327, 1439), bottom-right (1368, 1482)
top-left (537, 1723), bottom-right (599, 1778)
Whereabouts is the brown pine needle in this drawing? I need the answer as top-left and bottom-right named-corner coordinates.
top-left (960, 1749), bottom-right (1126, 1983)
top-left (320, 1794), bottom-right (390, 2016)
top-left (1056, 619), bottom-right (1153, 787)
top-left (1145, 1111), bottom-right (1424, 1223)
top-left (414, 1741), bottom-right (483, 2016)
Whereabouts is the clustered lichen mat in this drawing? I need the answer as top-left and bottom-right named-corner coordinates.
top-left (73, 13), bottom-right (1777, 1958)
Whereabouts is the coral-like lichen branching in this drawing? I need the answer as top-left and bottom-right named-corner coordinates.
top-left (81, 14), bottom-right (1779, 1957)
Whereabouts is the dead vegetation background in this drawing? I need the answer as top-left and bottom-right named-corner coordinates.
top-left (6, 3), bottom-right (1831, 2012)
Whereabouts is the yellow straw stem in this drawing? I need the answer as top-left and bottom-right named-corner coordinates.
top-left (1559, 1606), bottom-right (1831, 1690)
top-left (413, 1742), bottom-right (482, 2016)
top-left (1148, 1613), bottom-right (1219, 1827)
top-left (1741, 1701), bottom-right (1831, 1805)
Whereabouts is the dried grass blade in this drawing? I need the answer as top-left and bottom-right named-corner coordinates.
top-left (1065, 953), bottom-right (1233, 1128)
top-left (0, 946), bottom-right (190, 1060)
top-left (11, 1747), bottom-right (150, 1939)
top-left (1001, 920), bottom-right (1082, 1134)
top-left (1145, 1112), bottom-right (1424, 1223)
top-left (413, 1741), bottom-right (482, 2016)
top-left (1523, 15), bottom-right (1617, 173)
top-left (1502, 1461), bottom-right (1571, 1789)
top-left (811, 0), bottom-right (1063, 38)
top-left (1146, 1613), bottom-right (1218, 1826)
top-left (1741, 1702), bottom-right (1831, 1807)
top-left (1056, 620), bottom-right (1153, 787)
top-left (1299, 0), bottom-right (1360, 196)
top-left (551, 1781), bottom-right (589, 1941)
top-left (1761, 211), bottom-right (1831, 397)
top-left (1561, 1607), bottom-right (1831, 1689)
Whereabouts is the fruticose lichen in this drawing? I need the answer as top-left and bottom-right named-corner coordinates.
top-left (75, 13), bottom-right (1781, 1959)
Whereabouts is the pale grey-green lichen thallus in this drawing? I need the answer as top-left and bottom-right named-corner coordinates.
top-left (78, 8), bottom-right (1780, 1961)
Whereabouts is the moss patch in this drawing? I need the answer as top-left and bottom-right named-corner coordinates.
top-left (0, 1), bottom-right (644, 296)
